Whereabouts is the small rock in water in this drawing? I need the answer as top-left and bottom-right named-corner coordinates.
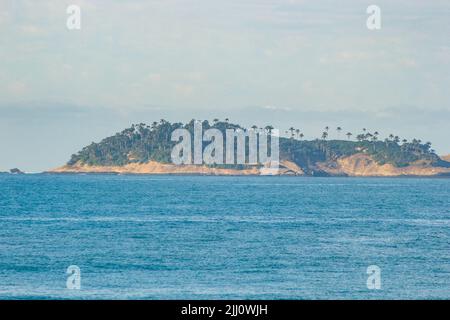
top-left (9, 168), bottom-right (25, 174)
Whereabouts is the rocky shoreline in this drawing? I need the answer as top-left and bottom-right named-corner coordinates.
top-left (49, 154), bottom-right (450, 177)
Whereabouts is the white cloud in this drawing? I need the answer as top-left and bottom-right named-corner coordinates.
top-left (399, 58), bottom-right (417, 68)
top-left (7, 81), bottom-right (27, 95)
top-left (261, 105), bottom-right (291, 111)
top-left (147, 73), bottom-right (162, 82)
top-left (20, 25), bottom-right (45, 35)
top-left (174, 84), bottom-right (195, 96)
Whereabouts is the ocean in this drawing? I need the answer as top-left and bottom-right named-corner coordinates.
top-left (0, 174), bottom-right (449, 299)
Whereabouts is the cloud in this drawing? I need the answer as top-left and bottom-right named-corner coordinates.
top-left (185, 71), bottom-right (205, 82)
top-left (147, 73), bottom-right (162, 82)
top-left (319, 50), bottom-right (386, 64)
top-left (261, 105), bottom-right (292, 111)
top-left (399, 58), bottom-right (417, 68)
top-left (436, 46), bottom-right (450, 64)
top-left (174, 84), bottom-right (195, 96)
top-left (20, 25), bottom-right (45, 35)
top-left (7, 81), bottom-right (27, 95)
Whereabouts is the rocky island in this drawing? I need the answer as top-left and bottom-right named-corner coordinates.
top-left (50, 119), bottom-right (450, 177)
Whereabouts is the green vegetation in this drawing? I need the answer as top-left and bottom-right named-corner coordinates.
top-left (68, 119), bottom-right (241, 166)
top-left (68, 119), bottom-right (445, 171)
top-left (281, 139), bottom-right (442, 174)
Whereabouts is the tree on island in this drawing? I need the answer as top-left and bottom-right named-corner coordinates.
top-left (65, 119), bottom-right (442, 171)
top-left (265, 125), bottom-right (274, 135)
top-left (337, 127), bottom-right (342, 139)
top-left (289, 127), bottom-right (295, 139)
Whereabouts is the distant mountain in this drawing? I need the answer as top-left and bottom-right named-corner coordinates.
top-left (51, 120), bottom-right (450, 177)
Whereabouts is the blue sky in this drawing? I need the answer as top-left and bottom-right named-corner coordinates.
top-left (0, 0), bottom-right (449, 172)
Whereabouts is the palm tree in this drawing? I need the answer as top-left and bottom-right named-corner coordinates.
top-left (225, 118), bottom-right (229, 123)
top-left (389, 134), bottom-right (394, 141)
top-left (337, 127), bottom-right (342, 139)
top-left (213, 118), bottom-right (219, 125)
top-left (401, 140), bottom-right (408, 151)
top-left (265, 125), bottom-right (274, 135)
top-left (321, 131), bottom-right (328, 140)
top-left (295, 129), bottom-right (300, 139)
top-left (251, 125), bottom-right (258, 131)
top-left (289, 127), bottom-right (295, 138)
top-left (325, 126), bottom-right (329, 133)
top-left (299, 133), bottom-right (304, 140)
top-left (346, 132), bottom-right (352, 140)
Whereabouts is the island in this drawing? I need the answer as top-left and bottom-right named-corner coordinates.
top-left (50, 119), bottom-right (450, 177)
top-left (9, 168), bottom-right (25, 174)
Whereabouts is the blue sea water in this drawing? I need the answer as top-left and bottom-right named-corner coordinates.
top-left (0, 174), bottom-right (449, 300)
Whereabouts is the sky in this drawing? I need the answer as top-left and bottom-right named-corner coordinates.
top-left (0, 0), bottom-right (449, 172)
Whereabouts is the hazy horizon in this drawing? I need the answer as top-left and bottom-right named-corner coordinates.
top-left (1, 0), bottom-right (449, 172)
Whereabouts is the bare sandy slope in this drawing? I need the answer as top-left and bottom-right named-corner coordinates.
top-left (442, 154), bottom-right (450, 162)
top-left (316, 154), bottom-right (450, 177)
top-left (50, 160), bottom-right (304, 175)
top-left (49, 155), bottom-right (450, 176)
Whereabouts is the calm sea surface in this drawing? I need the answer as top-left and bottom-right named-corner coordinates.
top-left (0, 174), bottom-right (449, 299)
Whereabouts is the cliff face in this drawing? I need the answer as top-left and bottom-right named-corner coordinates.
top-left (315, 154), bottom-right (450, 177)
top-left (51, 161), bottom-right (260, 175)
top-left (51, 160), bottom-right (304, 176)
